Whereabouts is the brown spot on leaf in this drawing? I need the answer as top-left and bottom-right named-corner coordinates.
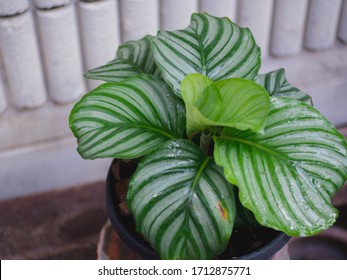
top-left (217, 203), bottom-right (227, 220)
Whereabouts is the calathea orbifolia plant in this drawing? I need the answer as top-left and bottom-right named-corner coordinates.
top-left (69, 13), bottom-right (347, 259)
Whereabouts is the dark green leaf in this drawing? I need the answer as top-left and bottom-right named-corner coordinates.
top-left (85, 36), bottom-right (159, 82)
top-left (84, 59), bottom-right (142, 83)
top-left (69, 75), bottom-right (185, 159)
top-left (152, 13), bottom-right (261, 97)
top-left (116, 35), bottom-right (160, 76)
top-left (127, 140), bottom-right (236, 259)
top-left (256, 68), bottom-right (312, 104)
top-left (214, 97), bottom-right (347, 236)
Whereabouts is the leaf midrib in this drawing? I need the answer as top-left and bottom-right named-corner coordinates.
top-left (191, 24), bottom-right (207, 75)
top-left (180, 156), bottom-right (211, 257)
top-left (217, 134), bottom-right (334, 194)
top-left (218, 134), bottom-right (290, 162)
top-left (81, 123), bottom-right (177, 141)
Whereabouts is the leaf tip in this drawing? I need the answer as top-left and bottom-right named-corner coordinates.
top-left (84, 69), bottom-right (97, 81)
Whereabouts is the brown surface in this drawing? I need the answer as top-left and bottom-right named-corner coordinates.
top-left (0, 181), bottom-right (107, 259)
top-left (98, 222), bottom-right (142, 260)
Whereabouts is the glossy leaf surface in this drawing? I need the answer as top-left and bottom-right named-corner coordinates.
top-left (181, 74), bottom-right (270, 135)
top-left (69, 75), bottom-right (185, 159)
top-left (152, 13), bottom-right (260, 97)
top-left (116, 35), bottom-right (160, 76)
top-left (256, 69), bottom-right (312, 104)
top-left (214, 97), bottom-right (347, 236)
top-left (84, 59), bottom-right (142, 83)
top-left (85, 36), bottom-right (159, 83)
top-left (127, 140), bottom-right (236, 259)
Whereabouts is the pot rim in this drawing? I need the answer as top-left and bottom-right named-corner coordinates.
top-left (105, 159), bottom-right (290, 260)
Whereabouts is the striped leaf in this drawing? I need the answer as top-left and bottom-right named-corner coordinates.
top-left (181, 73), bottom-right (270, 135)
top-left (116, 35), bottom-right (160, 76)
top-left (84, 59), bottom-right (142, 83)
top-left (234, 189), bottom-right (260, 228)
top-left (214, 97), bottom-right (347, 236)
top-left (152, 13), bottom-right (261, 97)
top-left (85, 36), bottom-right (159, 83)
top-left (256, 69), bottom-right (312, 104)
top-left (69, 75), bottom-right (185, 159)
top-left (127, 140), bottom-right (236, 259)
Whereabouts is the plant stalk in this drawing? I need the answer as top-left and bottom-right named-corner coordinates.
top-left (200, 128), bottom-right (212, 155)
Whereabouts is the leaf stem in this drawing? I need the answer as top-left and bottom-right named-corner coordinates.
top-left (200, 128), bottom-right (212, 155)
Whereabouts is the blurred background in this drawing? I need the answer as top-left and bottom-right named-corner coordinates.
top-left (0, 0), bottom-right (346, 259)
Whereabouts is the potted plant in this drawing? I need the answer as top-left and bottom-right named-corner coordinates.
top-left (69, 13), bottom-right (347, 260)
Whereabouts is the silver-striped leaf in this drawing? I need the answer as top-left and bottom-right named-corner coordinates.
top-left (127, 140), bottom-right (236, 259)
top-left (85, 36), bottom-right (159, 83)
top-left (116, 35), bottom-right (160, 76)
top-left (69, 75), bottom-right (185, 159)
top-left (214, 97), bottom-right (347, 236)
top-left (234, 189), bottom-right (260, 228)
top-left (84, 59), bottom-right (142, 83)
top-left (152, 13), bottom-right (261, 97)
top-left (256, 68), bottom-right (312, 105)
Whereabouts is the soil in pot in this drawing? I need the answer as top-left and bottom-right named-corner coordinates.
top-left (107, 159), bottom-right (289, 260)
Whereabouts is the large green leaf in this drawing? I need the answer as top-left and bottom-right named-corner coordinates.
top-left (116, 35), bottom-right (160, 76)
top-left (69, 75), bottom-right (185, 159)
top-left (234, 189), bottom-right (260, 228)
top-left (181, 74), bottom-right (270, 135)
top-left (85, 35), bottom-right (159, 83)
top-left (256, 69), bottom-right (312, 105)
top-left (214, 97), bottom-right (347, 236)
top-left (152, 13), bottom-right (261, 97)
top-left (84, 59), bottom-right (143, 83)
top-left (127, 140), bottom-right (236, 259)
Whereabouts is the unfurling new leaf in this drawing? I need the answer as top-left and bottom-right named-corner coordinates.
top-left (181, 74), bottom-right (270, 135)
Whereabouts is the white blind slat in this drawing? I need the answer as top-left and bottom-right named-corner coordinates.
top-left (237, 0), bottom-right (274, 57)
top-left (0, 0), bottom-right (29, 17)
top-left (271, 0), bottom-right (309, 57)
top-left (0, 64), bottom-right (7, 114)
top-left (78, 0), bottom-right (121, 90)
top-left (33, 0), bottom-right (71, 9)
top-left (0, 11), bottom-right (46, 109)
top-left (199, 0), bottom-right (237, 22)
top-left (304, 0), bottom-right (343, 51)
top-left (119, 0), bottom-right (159, 42)
top-left (338, 0), bottom-right (347, 44)
top-left (36, 4), bottom-right (85, 104)
top-left (160, 0), bottom-right (198, 31)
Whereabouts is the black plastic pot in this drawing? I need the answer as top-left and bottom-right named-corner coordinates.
top-left (105, 159), bottom-right (290, 260)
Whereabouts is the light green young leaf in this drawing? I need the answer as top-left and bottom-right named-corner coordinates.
top-left (85, 35), bottom-right (160, 83)
top-left (181, 74), bottom-right (270, 135)
top-left (127, 140), bottom-right (236, 260)
top-left (69, 75), bottom-right (185, 159)
top-left (152, 13), bottom-right (260, 97)
top-left (214, 97), bottom-right (347, 236)
top-left (256, 68), bottom-right (312, 104)
top-left (181, 74), bottom-right (214, 135)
